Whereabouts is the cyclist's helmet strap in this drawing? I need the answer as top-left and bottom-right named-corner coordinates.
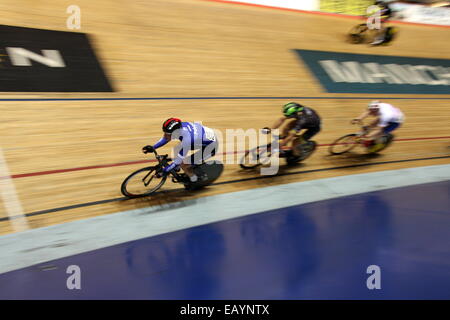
top-left (283, 102), bottom-right (304, 117)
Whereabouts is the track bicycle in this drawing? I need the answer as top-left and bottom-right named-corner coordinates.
top-left (328, 125), bottom-right (394, 155)
top-left (121, 149), bottom-right (223, 198)
top-left (240, 130), bottom-right (317, 169)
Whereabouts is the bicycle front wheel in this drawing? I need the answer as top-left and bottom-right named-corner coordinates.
top-left (240, 144), bottom-right (271, 169)
top-left (329, 134), bottom-right (359, 155)
top-left (121, 166), bottom-right (167, 198)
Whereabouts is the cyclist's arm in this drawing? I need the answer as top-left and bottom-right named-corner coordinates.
top-left (272, 117), bottom-right (286, 130)
top-left (281, 131), bottom-right (297, 147)
top-left (172, 139), bottom-right (191, 166)
top-left (162, 139), bottom-right (190, 173)
top-left (280, 120), bottom-right (302, 147)
top-left (365, 117), bottom-right (379, 128)
top-left (153, 133), bottom-right (172, 149)
top-left (352, 111), bottom-right (370, 123)
top-left (365, 126), bottom-right (383, 139)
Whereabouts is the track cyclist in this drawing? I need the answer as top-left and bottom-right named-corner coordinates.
top-left (351, 100), bottom-right (404, 153)
top-left (262, 102), bottom-right (321, 156)
top-left (142, 118), bottom-right (219, 184)
top-left (370, 0), bottom-right (394, 45)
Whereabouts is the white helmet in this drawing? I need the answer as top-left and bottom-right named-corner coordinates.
top-left (368, 100), bottom-right (380, 111)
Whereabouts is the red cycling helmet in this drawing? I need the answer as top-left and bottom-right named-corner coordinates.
top-left (162, 118), bottom-right (182, 134)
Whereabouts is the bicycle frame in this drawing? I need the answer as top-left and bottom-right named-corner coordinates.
top-left (350, 125), bottom-right (379, 150)
top-left (355, 125), bottom-right (369, 139)
top-left (148, 150), bottom-right (187, 184)
top-left (244, 131), bottom-right (308, 164)
top-left (263, 129), bottom-right (303, 151)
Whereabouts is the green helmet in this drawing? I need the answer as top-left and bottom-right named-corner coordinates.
top-left (283, 102), bottom-right (304, 117)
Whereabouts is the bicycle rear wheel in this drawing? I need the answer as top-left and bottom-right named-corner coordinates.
top-left (287, 141), bottom-right (316, 164)
top-left (383, 27), bottom-right (397, 44)
top-left (121, 166), bottom-right (167, 198)
top-left (297, 141), bottom-right (317, 161)
top-left (240, 144), bottom-right (271, 169)
top-left (369, 134), bottom-right (395, 153)
top-left (329, 134), bottom-right (359, 155)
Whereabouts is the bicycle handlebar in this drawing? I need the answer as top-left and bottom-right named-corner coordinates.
top-left (144, 149), bottom-right (172, 164)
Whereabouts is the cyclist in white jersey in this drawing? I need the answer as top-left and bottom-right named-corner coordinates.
top-left (351, 100), bottom-right (404, 152)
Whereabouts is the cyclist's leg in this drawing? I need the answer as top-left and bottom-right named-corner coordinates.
top-left (379, 17), bottom-right (391, 41)
top-left (375, 122), bottom-right (400, 141)
top-left (380, 122), bottom-right (400, 142)
top-left (361, 118), bottom-right (380, 147)
top-left (180, 161), bottom-right (194, 181)
top-left (292, 125), bottom-right (321, 156)
top-left (385, 122), bottom-right (400, 133)
top-left (368, 122), bottom-right (400, 152)
top-left (281, 119), bottom-right (296, 136)
top-left (276, 120), bottom-right (298, 155)
top-left (183, 140), bottom-right (218, 182)
top-left (371, 19), bottom-right (387, 45)
top-left (180, 150), bottom-right (199, 182)
top-left (364, 127), bottom-right (382, 146)
top-left (202, 140), bottom-right (218, 163)
top-left (302, 125), bottom-right (321, 141)
top-left (280, 119), bottom-right (296, 146)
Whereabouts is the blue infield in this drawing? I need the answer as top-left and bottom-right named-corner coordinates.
top-left (0, 179), bottom-right (449, 299)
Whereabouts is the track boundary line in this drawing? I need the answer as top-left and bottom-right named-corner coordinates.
top-left (6, 135), bottom-right (450, 180)
top-left (2, 154), bottom-right (450, 222)
top-left (0, 148), bottom-right (29, 232)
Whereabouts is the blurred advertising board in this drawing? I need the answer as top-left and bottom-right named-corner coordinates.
top-left (394, 4), bottom-right (450, 26)
top-left (223, 0), bottom-right (450, 26)
top-left (295, 49), bottom-right (450, 94)
top-left (319, 0), bottom-right (373, 15)
top-left (0, 25), bottom-right (113, 92)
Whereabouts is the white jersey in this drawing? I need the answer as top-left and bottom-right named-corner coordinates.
top-left (378, 103), bottom-right (404, 127)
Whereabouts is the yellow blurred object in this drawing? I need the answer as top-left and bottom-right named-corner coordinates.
top-left (320, 0), bottom-right (374, 16)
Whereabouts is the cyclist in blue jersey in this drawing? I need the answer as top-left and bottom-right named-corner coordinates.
top-left (142, 118), bottom-right (218, 183)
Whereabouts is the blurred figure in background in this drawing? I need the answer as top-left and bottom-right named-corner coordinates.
top-left (371, 0), bottom-right (393, 45)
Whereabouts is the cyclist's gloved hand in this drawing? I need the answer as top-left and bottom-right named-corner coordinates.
top-left (261, 127), bottom-right (271, 134)
top-left (142, 145), bottom-right (155, 154)
top-left (163, 162), bottom-right (179, 173)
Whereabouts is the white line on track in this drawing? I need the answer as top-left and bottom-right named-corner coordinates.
top-left (0, 147), bottom-right (29, 232)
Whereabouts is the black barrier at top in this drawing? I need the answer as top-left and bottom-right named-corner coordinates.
top-left (0, 25), bottom-right (113, 92)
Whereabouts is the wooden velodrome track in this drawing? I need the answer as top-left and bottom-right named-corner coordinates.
top-left (0, 0), bottom-right (449, 235)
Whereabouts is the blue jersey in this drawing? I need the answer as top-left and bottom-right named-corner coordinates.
top-left (153, 122), bottom-right (217, 165)
top-left (178, 122), bottom-right (215, 147)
